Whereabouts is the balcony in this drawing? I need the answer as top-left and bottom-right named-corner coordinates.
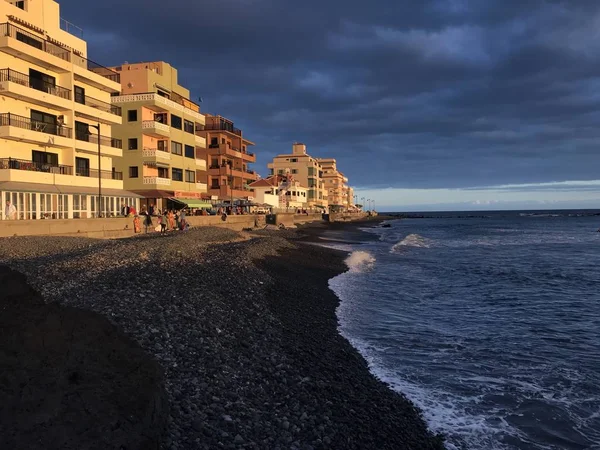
top-left (206, 143), bottom-right (244, 159)
top-left (74, 93), bottom-right (122, 124)
top-left (0, 157), bottom-right (72, 175)
top-left (143, 176), bottom-right (171, 186)
top-left (195, 134), bottom-right (206, 147)
top-left (72, 54), bottom-right (121, 93)
top-left (142, 119), bottom-right (170, 138)
top-left (0, 112), bottom-right (73, 148)
top-left (204, 122), bottom-right (242, 136)
top-left (75, 131), bottom-right (122, 157)
top-left (241, 149), bottom-right (256, 162)
top-left (75, 167), bottom-right (123, 180)
top-left (0, 22), bottom-right (71, 72)
top-left (195, 158), bottom-right (207, 170)
top-left (111, 93), bottom-right (205, 123)
top-left (142, 148), bottom-right (171, 160)
top-left (0, 68), bottom-right (72, 110)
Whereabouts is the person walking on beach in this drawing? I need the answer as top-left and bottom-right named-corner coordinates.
top-left (4, 201), bottom-right (16, 220)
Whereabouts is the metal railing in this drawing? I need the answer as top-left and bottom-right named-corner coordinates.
top-left (75, 94), bottom-right (121, 115)
top-left (76, 168), bottom-right (123, 180)
top-left (0, 68), bottom-right (71, 99)
top-left (75, 131), bottom-right (122, 149)
top-left (0, 112), bottom-right (73, 138)
top-left (204, 122), bottom-right (242, 136)
top-left (72, 54), bottom-right (120, 83)
top-left (0, 157), bottom-right (73, 175)
top-left (0, 22), bottom-right (71, 61)
top-left (60, 18), bottom-right (83, 39)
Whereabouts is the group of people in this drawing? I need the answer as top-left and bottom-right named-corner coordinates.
top-left (133, 203), bottom-right (188, 235)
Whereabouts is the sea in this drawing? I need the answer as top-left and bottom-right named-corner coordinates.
top-left (321, 210), bottom-right (600, 450)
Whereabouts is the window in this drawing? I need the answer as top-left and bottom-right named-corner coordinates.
top-left (307, 167), bottom-right (315, 176)
top-left (75, 121), bottom-right (90, 141)
top-left (184, 145), bottom-right (195, 159)
top-left (269, 168), bottom-right (274, 175)
top-left (74, 86), bottom-right (85, 104)
top-left (154, 113), bottom-right (167, 124)
top-left (15, 1), bottom-right (25, 9)
top-left (171, 141), bottom-right (182, 155)
top-left (184, 119), bottom-right (194, 133)
top-left (210, 137), bottom-right (219, 148)
top-left (172, 168), bottom-right (183, 182)
top-left (158, 167), bottom-right (169, 178)
top-left (30, 109), bottom-right (57, 134)
top-left (75, 157), bottom-right (90, 176)
top-left (278, 169), bottom-right (284, 175)
top-left (171, 114), bottom-right (182, 129)
top-left (291, 169), bottom-right (298, 174)
top-left (29, 69), bottom-right (55, 94)
top-left (127, 110), bottom-right (137, 122)
top-left (158, 140), bottom-right (168, 152)
top-left (185, 170), bottom-right (195, 183)
top-left (128, 138), bottom-right (138, 150)
top-left (32, 150), bottom-right (58, 166)
top-left (290, 158), bottom-right (298, 163)
top-left (16, 30), bottom-right (42, 50)
top-left (157, 89), bottom-right (170, 99)
top-left (211, 178), bottom-right (220, 189)
top-left (129, 166), bottom-right (139, 178)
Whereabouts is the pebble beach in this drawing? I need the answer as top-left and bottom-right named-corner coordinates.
top-left (0, 225), bottom-right (444, 450)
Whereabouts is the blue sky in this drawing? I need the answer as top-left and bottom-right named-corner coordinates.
top-left (58, 0), bottom-right (600, 211)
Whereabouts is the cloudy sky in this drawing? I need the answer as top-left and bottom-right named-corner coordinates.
top-left (59, 0), bottom-right (600, 211)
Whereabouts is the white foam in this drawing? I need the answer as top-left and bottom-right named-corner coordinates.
top-left (344, 250), bottom-right (376, 273)
top-left (390, 233), bottom-right (431, 252)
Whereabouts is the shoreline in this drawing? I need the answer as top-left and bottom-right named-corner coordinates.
top-left (0, 222), bottom-right (443, 450)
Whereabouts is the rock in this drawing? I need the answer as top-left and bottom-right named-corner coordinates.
top-left (234, 434), bottom-right (244, 444)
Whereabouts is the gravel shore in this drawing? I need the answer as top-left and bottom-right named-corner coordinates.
top-left (0, 226), bottom-right (444, 450)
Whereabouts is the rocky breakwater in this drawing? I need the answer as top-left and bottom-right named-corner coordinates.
top-left (0, 227), bottom-right (444, 450)
top-left (0, 265), bottom-right (167, 450)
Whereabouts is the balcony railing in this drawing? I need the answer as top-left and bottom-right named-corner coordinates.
top-left (0, 22), bottom-right (71, 62)
top-left (0, 112), bottom-right (72, 138)
top-left (204, 122), bottom-right (242, 136)
top-left (111, 92), bottom-right (204, 122)
top-left (75, 94), bottom-right (121, 115)
top-left (142, 120), bottom-right (170, 132)
top-left (60, 18), bottom-right (83, 39)
top-left (0, 157), bottom-right (73, 175)
top-left (76, 168), bottom-right (123, 180)
top-left (75, 131), bottom-right (123, 149)
top-left (72, 54), bottom-right (120, 83)
top-left (142, 148), bottom-right (171, 159)
top-left (143, 176), bottom-right (171, 186)
top-left (0, 68), bottom-right (71, 99)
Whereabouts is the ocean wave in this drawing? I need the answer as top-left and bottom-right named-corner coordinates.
top-left (390, 234), bottom-right (432, 252)
top-left (344, 250), bottom-right (376, 273)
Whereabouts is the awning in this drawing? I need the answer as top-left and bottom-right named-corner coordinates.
top-left (0, 181), bottom-right (143, 198)
top-left (178, 199), bottom-right (213, 208)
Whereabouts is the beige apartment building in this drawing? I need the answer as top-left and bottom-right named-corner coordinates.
top-left (267, 143), bottom-right (328, 209)
top-left (317, 158), bottom-right (346, 208)
top-left (110, 61), bottom-right (209, 211)
top-left (0, 0), bottom-right (139, 219)
top-left (196, 114), bottom-right (257, 203)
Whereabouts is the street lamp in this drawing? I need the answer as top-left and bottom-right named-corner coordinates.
top-left (88, 123), bottom-right (101, 218)
top-left (360, 197), bottom-right (365, 212)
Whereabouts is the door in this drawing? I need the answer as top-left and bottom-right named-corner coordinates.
top-left (74, 86), bottom-right (85, 105)
top-left (75, 121), bottom-right (90, 141)
top-left (76, 157), bottom-right (90, 177)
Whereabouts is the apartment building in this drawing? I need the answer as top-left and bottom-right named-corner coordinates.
top-left (317, 157), bottom-right (347, 209)
top-left (110, 61), bottom-right (209, 211)
top-left (0, 0), bottom-right (139, 219)
top-left (248, 174), bottom-right (308, 209)
top-left (196, 114), bottom-right (257, 203)
top-left (267, 143), bottom-right (328, 209)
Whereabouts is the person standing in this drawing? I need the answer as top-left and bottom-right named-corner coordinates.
top-left (5, 201), bottom-right (16, 220)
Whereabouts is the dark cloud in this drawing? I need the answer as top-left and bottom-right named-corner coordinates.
top-left (58, 0), bottom-right (600, 189)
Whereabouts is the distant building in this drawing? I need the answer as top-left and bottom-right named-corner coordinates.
top-left (317, 158), bottom-right (347, 209)
top-left (249, 174), bottom-right (308, 209)
top-left (267, 143), bottom-right (328, 209)
top-left (196, 114), bottom-right (257, 203)
top-left (109, 61), bottom-right (209, 211)
top-left (0, 0), bottom-right (140, 219)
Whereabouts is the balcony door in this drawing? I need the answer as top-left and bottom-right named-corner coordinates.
top-left (75, 121), bottom-right (90, 141)
top-left (32, 150), bottom-right (58, 167)
top-left (75, 157), bottom-right (90, 177)
top-left (74, 86), bottom-right (85, 105)
top-left (30, 109), bottom-right (57, 134)
top-left (29, 68), bottom-right (55, 94)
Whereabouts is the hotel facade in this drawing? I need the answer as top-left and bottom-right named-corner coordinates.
top-left (0, 0), bottom-right (139, 219)
top-left (267, 143), bottom-right (328, 209)
top-left (110, 61), bottom-right (209, 211)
